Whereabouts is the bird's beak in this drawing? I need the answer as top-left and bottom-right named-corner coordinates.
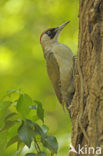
top-left (55, 21), bottom-right (70, 32)
top-left (53, 21), bottom-right (70, 41)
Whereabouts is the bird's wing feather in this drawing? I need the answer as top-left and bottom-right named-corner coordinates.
top-left (52, 44), bottom-right (74, 105)
top-left (46, 52), bottom-right (62, 104)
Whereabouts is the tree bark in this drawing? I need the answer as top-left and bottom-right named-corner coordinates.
top-left (70, 0), bottom-right (103, 155)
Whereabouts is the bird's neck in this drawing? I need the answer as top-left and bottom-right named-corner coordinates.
top-left (42, 41), bottom-right (58, 56)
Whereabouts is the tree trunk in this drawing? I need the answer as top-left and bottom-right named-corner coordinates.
top-left (70, 0), bottom-right (103, 155)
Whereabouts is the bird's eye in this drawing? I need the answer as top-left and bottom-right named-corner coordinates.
top-left (45, 28), bottom-right (56, 39)
top-left (47, 31), bottom-right (51, 35)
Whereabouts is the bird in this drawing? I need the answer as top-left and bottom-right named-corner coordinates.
top-left (40, 21), bottom-right (75, 111)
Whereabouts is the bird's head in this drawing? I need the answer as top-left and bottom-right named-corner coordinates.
top-left (40, 21), bottom-right (70, 48)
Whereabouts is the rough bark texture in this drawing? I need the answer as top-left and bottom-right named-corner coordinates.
top-left (70, 0), bottom-right (103, 155)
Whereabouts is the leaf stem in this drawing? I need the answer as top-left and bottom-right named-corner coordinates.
top-left (34, 138), bottom-right (41, 153)
top-left (51, 151), bottom-right (54, 156)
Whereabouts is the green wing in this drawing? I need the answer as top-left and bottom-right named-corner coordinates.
top-left (46, 52), bottom-right (62, 104)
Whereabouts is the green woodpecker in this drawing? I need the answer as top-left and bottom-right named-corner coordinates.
top-left (40, 21), bottom-right (74, 110)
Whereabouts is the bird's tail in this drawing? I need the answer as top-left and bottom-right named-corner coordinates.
top-left (62, 99), bottom-right (67, 114)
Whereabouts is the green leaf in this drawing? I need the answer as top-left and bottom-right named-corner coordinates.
top-left (26, 152), bottom-right (46, 156)
top-left (37, 152), bottom-right (46, 156)
top-left (7, 135), bottom-right (19, 147)
top-left (41, 125), bottom-right (49, 134)
top-left (0, 101), bottom-right (12, 111)
top-left (7, 123), bottom-right (21, 140)
top-left (41, 136), bottom-right (58, 153)
top-left (34, 101), bottom-right (44, 122)
top-left (0, 101), bottom-right (12, 128)
top-left (17, 141), bottom-right (25, 156)
top-left (33, 122), bottom-right (45, 138)
top-left (29, 105), bottom-right (36, 110)
top-left (18, 120), bottom-right (34, 148)
top-left (0, 131), bottom-right (8, 154)
top-left (5, 113), bottom-right (17, 121)
top-left (25, 153), bottom-right (36, 156)
top-left (7, 89), bottom-right (16, 95)
top-left (7, 88), bottom-right (21, 95)
top-left (18, 120), bottom-right (45, 148)
top-left (0, 120), bottom-right (20, 132)
top-left (16, 94), bottom-right (33, 118)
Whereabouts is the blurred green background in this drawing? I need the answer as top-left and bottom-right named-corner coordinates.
top-left (0, 0), bottom-right (78, 155)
